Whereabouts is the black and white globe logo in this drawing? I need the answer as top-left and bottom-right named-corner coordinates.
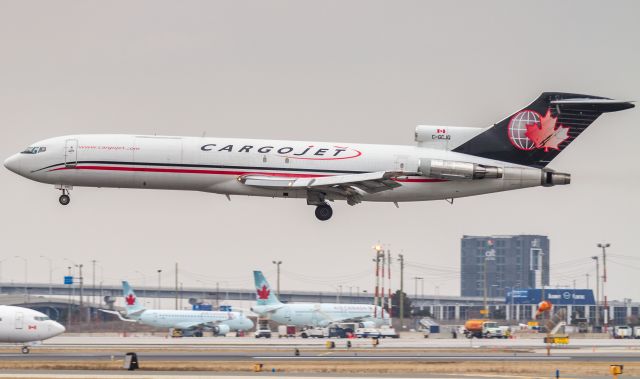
top-left (562, 291), bottom-right (571, 300)
top-left (508, 110), bottom-right (541, 150)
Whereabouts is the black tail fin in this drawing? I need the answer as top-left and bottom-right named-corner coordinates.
top-left (453, 92), bottom-right (634, 168)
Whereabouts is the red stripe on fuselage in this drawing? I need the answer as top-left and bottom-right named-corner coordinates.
top-left (49, 165), bottom-right (448, 182)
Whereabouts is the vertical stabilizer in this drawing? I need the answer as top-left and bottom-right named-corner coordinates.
top-left (122, 281), bottom-right (145, 315)
top-left (253, 271), bottom-right (282, 306)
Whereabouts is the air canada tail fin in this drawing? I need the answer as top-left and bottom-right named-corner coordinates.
top-left (253, 271), bottom-right (282, 306)
top-left (453, 92), bottom-right (634, 168)
top-left (122, 281), bottom-right (145, 315)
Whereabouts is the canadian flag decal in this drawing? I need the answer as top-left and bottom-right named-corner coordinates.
top-left (256, 285), bottom-right (270, 300)
top-left (125, 294), bottom-right (136, 306)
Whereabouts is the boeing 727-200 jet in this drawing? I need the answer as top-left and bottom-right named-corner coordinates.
top-left (4, 92), bottom-right (633, 220)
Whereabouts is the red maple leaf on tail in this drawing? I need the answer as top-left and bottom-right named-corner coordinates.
top-left (256, 285), bottom-right (270, 300)
top-left (125, 294), bottom-right (136, 305)
top-left (524, 109), bottom-right (571, 152)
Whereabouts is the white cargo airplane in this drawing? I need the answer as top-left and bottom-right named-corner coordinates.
top-left (251, 271), bottom-right (388, 328)
top-left (99, 281), bottom-right (253, 336)
top-left (4, 92), bottom-right (633, 220)
top-left (0, 305), bottom-right (65, 354)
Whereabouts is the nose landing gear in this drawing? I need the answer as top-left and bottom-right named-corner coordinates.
top-left (21, 346), bottom-right (30, 354)
top-left (56, 185), bottom-right (72, 205)
top-left (314, 203), bottom-right (333, 221)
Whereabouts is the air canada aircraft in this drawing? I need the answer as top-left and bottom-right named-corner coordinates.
top-left (99, 281), bottom-right (253, 336)
top-left (250, 271), bottom-right (388, 328)
top-left (4, 92), bottom-right (633, 220)
top-left (0, 305), bottom-right (65, 354)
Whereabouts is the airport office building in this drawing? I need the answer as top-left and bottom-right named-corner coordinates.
top-left (435, 234), bottom-right (640, 325)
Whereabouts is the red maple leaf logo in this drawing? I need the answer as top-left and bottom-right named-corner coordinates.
top-left (524, 109), bottom-right (571, 152)
top-left (256, 285), bottom-right (270, 300)
top-left (125, 294), bottom-right (136, 306)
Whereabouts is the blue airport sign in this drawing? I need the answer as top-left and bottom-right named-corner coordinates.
top-left (192, 304), bottom-right (213, 311)
top-left (63, 276), bottom-right (73, 285)
top-left (505, 288), bottom-right (595, 305)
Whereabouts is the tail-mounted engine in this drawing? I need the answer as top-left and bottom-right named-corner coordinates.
top-left (419, 159), bottom-right (503, 180)
top-left (542, 170), bottom-right (571, 187)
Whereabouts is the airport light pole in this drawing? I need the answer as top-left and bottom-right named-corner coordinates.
top-left (597, 243), bottom-right (610, 333)
top-left (39, 255), bottom-right (53, 296)
top-left (75, 264), bottom-right (84, 322)
top-left (591, 256), bottom-right (600, 329)
top-left (398, 253), bottom-right (405, 329)
top-left (272, 260), bottom-right (282, 297)
top-left (157, 269), bottom-right (162, 309)
top-left (0, 258), bottom-right (7, 285)
top-left (91, 260), bottom-right (97, 308)
top-left (67, 266), bottom-right (72, 327)
top-left (13, 256), bottom-right (28, 301)
top-left (373, 244), bottom-right (383, 318)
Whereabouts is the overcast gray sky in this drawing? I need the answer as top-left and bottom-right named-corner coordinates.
top-left (1, 0), bottom-right (638, 301)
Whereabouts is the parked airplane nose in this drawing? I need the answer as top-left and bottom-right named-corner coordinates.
top-left (3, 154), bottom-right (21, 174)
top-left (50, 321), bottom-right (66, 336)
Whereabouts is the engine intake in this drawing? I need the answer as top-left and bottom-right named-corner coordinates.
top-left (419, 159), bottom-right (503, 180)
top-left (542, 170), bottom-right (571, 187)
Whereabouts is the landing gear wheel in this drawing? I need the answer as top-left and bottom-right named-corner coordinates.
top-left (59, 194), bottom-right (70, 205)
top-left (314, 204), bottom-right (333, 221)
top-left (21, 346), bottom-right (30, 354)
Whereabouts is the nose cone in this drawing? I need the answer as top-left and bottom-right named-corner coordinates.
top-left (50, 321), bottom-right (66, 337)
top-left (4, 154), bottom-right (21, 174)
top-left (245, 318), bottom-right (255, 330)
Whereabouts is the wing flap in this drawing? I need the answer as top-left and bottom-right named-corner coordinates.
top-left (240, 171), bottom-right (402, 194)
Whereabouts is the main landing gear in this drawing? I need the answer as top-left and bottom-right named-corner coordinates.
top-left (314, 203), bottom-right (333, 221)
top-left (21, 346), bottom-right (30, 354)
top-left (308, 191), bottom-right (333, 221)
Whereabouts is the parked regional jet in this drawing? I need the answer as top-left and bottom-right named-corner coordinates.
top-left (4, 92), bottom-right (633, 220)
top-left (250, 271), bottom-right (388, 328)
top-left (0, 305), bottom-right (65, 353)
top-left (99, 281), bottom-right (253, 336)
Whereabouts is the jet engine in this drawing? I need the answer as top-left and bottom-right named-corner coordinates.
top-left (212, 324), bottom-right (230, 336)
top-left (419, 159), bottom-right (503, 180)
top-left (541, 170), bottom-right (571, 187)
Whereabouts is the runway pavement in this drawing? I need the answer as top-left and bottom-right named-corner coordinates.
top-left (3, 334), bottom-right (640, 364)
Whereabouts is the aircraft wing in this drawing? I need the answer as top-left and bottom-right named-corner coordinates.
top-left (174, 321), bottom-right (210, 330)
top-left (98, 309), bottom-right (138, 323)
top-left (239, 171), bottom-right (402, 204)
top-left (333, 315), bottom-right (373, 324)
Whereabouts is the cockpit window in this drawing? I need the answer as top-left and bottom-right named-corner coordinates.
top-left (21, 146), bottom-right (46, 154)
top-left (34, 316), bottom-right (50, 321)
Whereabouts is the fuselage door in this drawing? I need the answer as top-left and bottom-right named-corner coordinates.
top-left (14, 312), bottom-right (23, 329)
top-left (64, 139), bottom-right (78, 168)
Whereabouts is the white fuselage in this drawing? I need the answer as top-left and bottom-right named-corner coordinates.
top-left (4, 134), bottom-right (544, 203)
top-left (251, 303), bottom-right (388, 328)
top-left (0, 306), bottom-right (65, 343)
top-left (130, 309), bottom-right (253, 331)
